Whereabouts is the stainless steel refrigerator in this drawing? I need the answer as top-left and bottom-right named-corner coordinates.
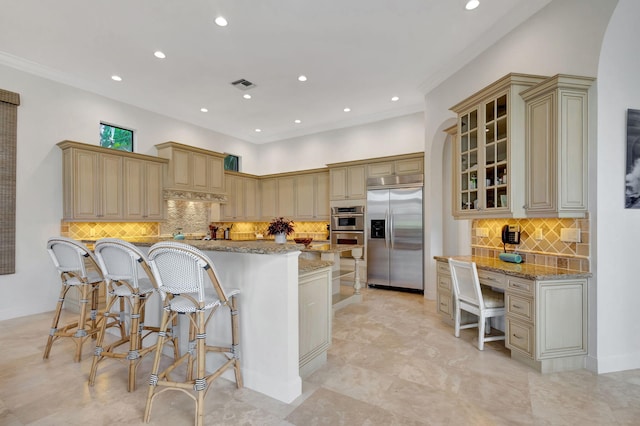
top-left (367, 176), bottom-right (423, 292)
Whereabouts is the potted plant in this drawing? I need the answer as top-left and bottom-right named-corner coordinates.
top-left (267, 217), bottom-right (294, 243)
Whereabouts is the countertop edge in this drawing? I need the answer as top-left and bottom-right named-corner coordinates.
top-left (84, 238), bottom-right (305, 255)
top-left (434, 255), bottom-right (592, 280)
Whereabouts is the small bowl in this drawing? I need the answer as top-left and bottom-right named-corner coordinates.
top-left (294, 238), bottom-right (313, 247)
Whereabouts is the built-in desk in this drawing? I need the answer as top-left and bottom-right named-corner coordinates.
top-left (434, 255), bottom-right (592, 373)
top-left (301, 243), bottom-right (364, 311)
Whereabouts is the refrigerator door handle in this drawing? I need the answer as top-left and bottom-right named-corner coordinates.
top-left (384, 209), bottom-right (389, 248)
top-left (389, 208), bottom-right (394, 249)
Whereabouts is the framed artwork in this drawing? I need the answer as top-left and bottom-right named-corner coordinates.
top-left (100, 122), bottom-right (134, 152)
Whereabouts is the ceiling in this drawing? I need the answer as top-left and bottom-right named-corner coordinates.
top-left (0, 0), bottom-right (552, 144)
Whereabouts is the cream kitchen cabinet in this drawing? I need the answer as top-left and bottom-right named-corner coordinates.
top-left (278, 176), bottom-right (296, 218)
top-left (123, 158), bottom-right (164, 220)
top-left (221, 173), bottom-right (259, 221)
top-left (58, 141), bottom-right (167, 222)
top-left (298, 265), bottom-right (332, 377)
top-left (260, 178), bottom-right (278, 220)
top-left (505, 276), bottom-right (588, 373)
top-left (155, 141), bottom-right (225, 196)
top-left (328, 165), bottom-right (366, 201)
top-left (450, 74), bottom-right (547, 219)
top-left (366, 155), bottom-right (423, 178)
top-left (521, 75), bottom-right (594, 218)
top-left (296, 171), bottom-right (330, 220)
top-left (435, 260), bottom-right (475, 325)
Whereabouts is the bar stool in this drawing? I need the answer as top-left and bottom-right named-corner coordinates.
top-left (89, 238), bottom-right (180, 392)
top-left (44, 237), bottom-right (114, 362)
top-left (144, 241), bottom-right (242, 426)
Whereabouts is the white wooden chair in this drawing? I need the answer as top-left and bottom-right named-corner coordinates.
top-left (89, 238), bottom-right (179, 392)
top-left (448, 258), bottom-right (505, 350)
top-left (144, 241), bottom-right (242, 426)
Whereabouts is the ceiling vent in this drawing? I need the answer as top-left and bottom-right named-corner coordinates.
top-left (230, 78), bottom-right (256, 90)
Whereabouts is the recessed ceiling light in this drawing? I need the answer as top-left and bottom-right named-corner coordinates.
top-left (255, 128), bottom-right (262, 133)
top-left (298, 75), bottom-right (307, 82)
top-left (465, 0), bottom-right (480, 10)
top-left (154, 51), bottom-right (166, 59)
top-left (294, 119), bottom-right (301, 124)
top-left (243, 94), bottom-right (252, 99)
top-left (343, 107), bottom-right (351, 112)
top-left (215, 16), bottom-right (228, 27)
top-left (111, 75), bottom-right (122, 82)
top-left (200, 108), bottom-right (208, 113)
top-left (391, 96), bottom-right (399, 102)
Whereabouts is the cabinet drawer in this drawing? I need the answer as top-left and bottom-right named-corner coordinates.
top-left (506, 294), bottom-right (534, 322)
top-left (437, 275), bottom-right (452, 291)
top-left (507, 277), bottom-right (535, 296)
top-left (506, 319), bottom-right (534, 358)
top-left (437, 261), bottom-right (451, 276)
top-left (477, 269), bottom-right (505, 289)
top-left (437, 292), bottom-right (452, 317)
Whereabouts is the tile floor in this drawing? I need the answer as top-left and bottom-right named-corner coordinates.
top-left (1, 287), bottom-right (640, 425)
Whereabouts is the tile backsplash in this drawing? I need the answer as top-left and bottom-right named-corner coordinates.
top-left (471, 216), bottom-right (590, 272)
top-left (62, 222), bottom-right (159, 240)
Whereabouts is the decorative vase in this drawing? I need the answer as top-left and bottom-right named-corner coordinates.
top-left (274, 233), bottom-right (287, 244)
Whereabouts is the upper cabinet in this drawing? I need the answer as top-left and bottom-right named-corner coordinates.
top-left (155, 141), bottom-right (225, 199)
top-left (366, 156), bottom-right (423, 178)
top-left (221, 172), bottom-right (260, 221)
top-left (329, 166), bottom-right (366, 201)
top-left (257, 170), bottom-right (330, 221)
top-left (450, 74), bottom-right (547, 219)
top-left (57, 141), bottom-right (168, 222)
top-left (521, 75), bottom-right (594, 218)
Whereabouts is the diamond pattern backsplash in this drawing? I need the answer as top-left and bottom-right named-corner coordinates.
top-left (62, 222), bottom-right (159, 240)
top-left (471, 216), bottom-right (590, 272)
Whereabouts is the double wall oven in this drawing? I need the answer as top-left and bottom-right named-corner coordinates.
top-left (330, 205), bottom-right (364, 248)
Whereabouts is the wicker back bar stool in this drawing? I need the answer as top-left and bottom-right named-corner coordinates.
top-left (89, 238), bottom-right (179, 392)
top-left (44, 237), bottom-right (113, 362)
top-left (143, 241), bottom-right (242, 426)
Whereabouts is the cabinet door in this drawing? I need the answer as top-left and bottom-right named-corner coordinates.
top-left (192, 152), bottom-right (208, 192)
top-left (73, 149), bottom-right (100, 219)
top-left (367, 162), bottom-right (394, 178)
top-left (278, 177), bottom-right (296, 218)
top-left (244, 177), bottom-right (259, 220)
top-left (299, 269), bottom-right (331, 367)
top-left (536, 280), bottom-right (587, 359)
top-left (395, 158), bottom-right (423, 175)
top-left (346, 166), bottom-right (366, 199)
top-left (482, 93), bottom-right (509, 213)
top-left (261, 178), bottom-right (277, 219)
top-left (525, 92), bottom-right (555, 213)
top-left (144, 161), bottom-right (164, 220)
top-left (208, 156), bottom-right (224, 192)
top-left (123, 158), bottom-right (145, 219)
top-left (315, 172), bottom-right (330, 219)
top-left (171, 149), bottom-right (191, 188)
top-left (296, 174), bottom-right (315, 219)
top-left (329, 168), bottom-right (347, 200)
top-left (99, 153), bottom-right (123, 219)
top-left (221, 174), bottom-right (238, 220)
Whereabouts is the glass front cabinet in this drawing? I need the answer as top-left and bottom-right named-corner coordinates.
top-left (450, 74), bottom-right (547, 219)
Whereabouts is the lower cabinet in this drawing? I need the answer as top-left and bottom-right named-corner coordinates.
top-left (506, 277), bottom-right (588, 372)
top-left (298, 266), bottom-right (332, 377)
top-left (435, 261), bottom-right (475, 325)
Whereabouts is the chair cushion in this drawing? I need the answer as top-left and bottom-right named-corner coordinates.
top-left (111, 278), bottom-right (155, 297)
top-left (482, 288), bottom-right (505, 308)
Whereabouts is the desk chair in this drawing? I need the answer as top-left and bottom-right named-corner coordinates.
top-left (144, 241), bottom-right (242, 426)
top-left (44, 237), bottom-right (111, 362)
top-left (448, 258), bottom-right (505, 350)
top-left (89, 238), bottom-right (179, 392)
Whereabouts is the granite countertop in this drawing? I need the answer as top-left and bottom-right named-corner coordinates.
top-left (84, 237), bottom-right (305, 254)
top-left (433, 255), bottom-right (592, 280)
top-left (302, 243), bottom-right (364, 253)
top-left (299, 259), bottom-right (334, 274)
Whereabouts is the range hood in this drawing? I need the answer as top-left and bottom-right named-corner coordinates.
top-left (163, 189), bottom-right (228, 203)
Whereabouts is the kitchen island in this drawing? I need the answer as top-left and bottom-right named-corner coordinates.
top-left (132, 239), bottom-right (308, 403)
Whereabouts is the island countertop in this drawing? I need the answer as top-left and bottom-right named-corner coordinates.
top-left (434, 255), bottom-right (592, 280)
top-left (83, 237), bottom-right (305, 254)
top-left (302, 243), bottom-right (363, 254)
